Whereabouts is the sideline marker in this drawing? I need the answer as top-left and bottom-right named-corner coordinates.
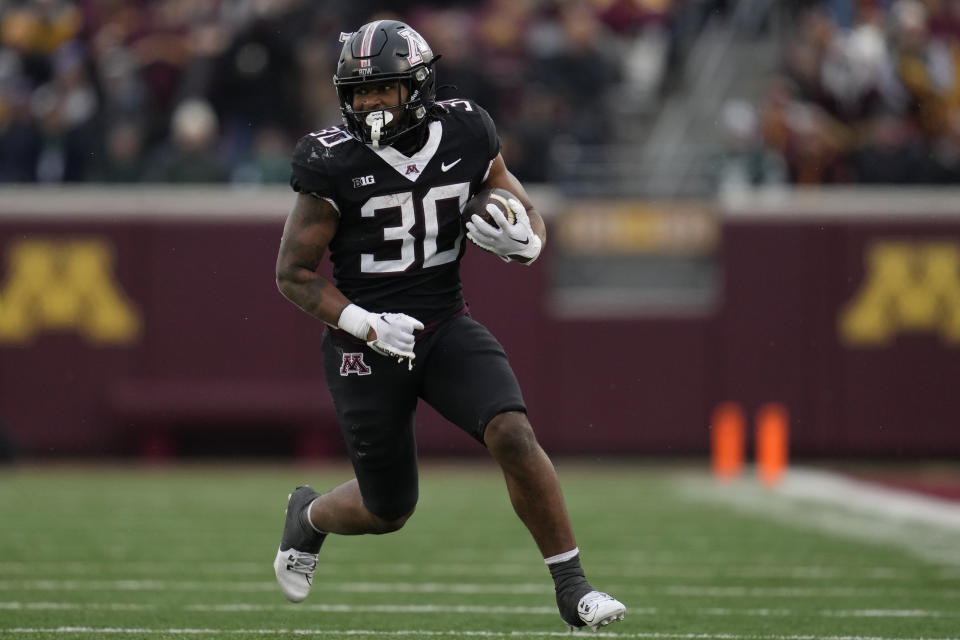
top-left (711, 402), bottom-right (745, 480)
top-left (756, 403), bottom-right (789, 486)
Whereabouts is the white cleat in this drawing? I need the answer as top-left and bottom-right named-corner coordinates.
top-left (273, 546), bottom-right (318, 603)
top-left (273, 486), bottom-right (324, 602)
top-left (569, 591), bottom-right (626, 631)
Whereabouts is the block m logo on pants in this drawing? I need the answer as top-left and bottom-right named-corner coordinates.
top-left (0, 238), bottom-right (141, 344)
top-left (840, 240), bottom-right (960, 346)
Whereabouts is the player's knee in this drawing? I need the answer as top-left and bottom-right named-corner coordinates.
top-left (484, 411), bottom-right (538, 462)
top-left (369, 505), bottom-right (416, 533)
top-left (364, 491), bottom-right (417, 533)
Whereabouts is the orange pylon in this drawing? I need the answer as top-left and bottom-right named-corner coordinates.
top-left (711, 402), bottom-right (745, 481)
top-left (756, 403), bottom-right (789, 487)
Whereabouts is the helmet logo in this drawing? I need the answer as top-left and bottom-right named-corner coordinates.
top-left (398, 27), bottom-right (431, 65)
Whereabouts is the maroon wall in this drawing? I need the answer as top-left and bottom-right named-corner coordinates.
top-left (1, 188), bottom-right (958, 458)
top-left (718, 203), bottom-right (960, 456)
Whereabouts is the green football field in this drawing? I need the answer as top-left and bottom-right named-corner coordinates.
top-left (1, 461), bottom-right (958, 640)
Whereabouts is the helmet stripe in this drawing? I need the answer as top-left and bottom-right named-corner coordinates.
top-left (359, 20), bottom-right (382, 68)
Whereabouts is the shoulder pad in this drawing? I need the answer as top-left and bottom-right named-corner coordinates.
top-left (290, 127), bottom-right (355, 197)
top-left (435, 99), bottom-right (499, 160)
top-left (435, 98), bottom-right (481, 114)
top-left (293, 127), bottom-right (354, 167)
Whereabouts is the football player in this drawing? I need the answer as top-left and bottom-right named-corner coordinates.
top-left (272, 19), bottom-right (625, 631)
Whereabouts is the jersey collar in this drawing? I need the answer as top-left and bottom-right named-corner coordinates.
top-left (368, 120), bottom-right (442, 182)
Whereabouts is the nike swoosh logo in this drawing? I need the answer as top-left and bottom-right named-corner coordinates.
top-left (441, 158), bottom-right (461, 172)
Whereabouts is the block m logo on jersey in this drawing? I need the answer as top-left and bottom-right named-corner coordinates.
top-left (340, 352), bottom-right (372, 376)
top-left (839, 240), bottom-right (960, 346)
top-left (0, 238), bottom-right (141, 344)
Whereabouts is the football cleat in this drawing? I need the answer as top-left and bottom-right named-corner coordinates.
top-left (569, 591), bottom-right (626, 631)
top-left (273, 486), bottom-right (324, 602)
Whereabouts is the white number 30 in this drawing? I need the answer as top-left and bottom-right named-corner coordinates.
top-left (360, 182), bottom-right (470, 273)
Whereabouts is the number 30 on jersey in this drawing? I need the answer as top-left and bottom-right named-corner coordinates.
top-left (360, 182), bottom-right (470, 273)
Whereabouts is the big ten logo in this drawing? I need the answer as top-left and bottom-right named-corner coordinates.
top-left (0, 238), bottom-right (141, 345)
top-left (839, 240), bottom-right (960, 346)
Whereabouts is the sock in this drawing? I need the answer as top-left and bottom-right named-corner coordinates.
top-left (546, 549), bottom-right (593, 627)
top-left (301, 498), bottom-right (328, 551)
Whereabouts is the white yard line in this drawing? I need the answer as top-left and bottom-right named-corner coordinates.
top-left (658, 585), bottom-right (959, 598)
top-left (1, 580), bottom-right (956, 599)
top-left (3, 628), bottom-right (960, 640)
top-left (678, 467), bottom-right (960, 567)
top-left (183, 603), bottom-right (560, 615)
top-left (0, 561), bottom-right (920, 580)
top-left (0, 603), bottom-right (152, 611)
top-left (0, 580), bottom-right (549, 594)
top-left (0, 601), bottom-right (956, 619)
top-left (184, 604), bottom-right (957, 619)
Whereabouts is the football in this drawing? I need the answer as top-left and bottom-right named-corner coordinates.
top-left (462, 187), bottom-right (519, 227)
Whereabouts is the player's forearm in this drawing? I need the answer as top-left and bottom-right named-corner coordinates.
top-left (276, 268), bottom-right (350, 327)
top-left (277, 269), bottom-right (420, 362)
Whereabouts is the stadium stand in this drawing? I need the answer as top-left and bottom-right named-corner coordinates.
top-left (0, 0), bottom-right (710, 190)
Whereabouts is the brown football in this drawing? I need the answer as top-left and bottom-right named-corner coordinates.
top-left (462, 187), bottom-right (518, 227)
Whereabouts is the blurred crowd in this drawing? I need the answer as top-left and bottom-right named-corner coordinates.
top-left (11, 0), bottom-right (960, 190)
top-left (734, 0), bottom-right (960, 186)
top-left (0, 0), bottom-right (692, 185)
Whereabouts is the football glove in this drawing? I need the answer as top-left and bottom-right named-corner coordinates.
top-left (338, 304), bottom-right (423, 370)
top-left (466, 198), bottom-right (542, 264)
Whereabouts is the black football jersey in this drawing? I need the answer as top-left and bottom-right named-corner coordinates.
top-left (290, 99), bottom-right (500, 325)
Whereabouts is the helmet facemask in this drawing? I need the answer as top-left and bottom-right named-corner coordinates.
top-left (336, 74), bottom-right (430, 148)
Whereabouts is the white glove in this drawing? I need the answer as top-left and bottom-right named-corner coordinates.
top-left (365, 312), bottom-right (423, 364)
top-left (465, 198), bottom-right (542, 264)
top-left (337, 304), bottom-right (424, 369)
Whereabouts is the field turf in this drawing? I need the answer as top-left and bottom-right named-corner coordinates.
top-left (0, 461), bottom-right (958, 639)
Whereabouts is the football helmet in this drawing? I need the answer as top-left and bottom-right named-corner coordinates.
top-left (334, 20), bottom-right (438, 147)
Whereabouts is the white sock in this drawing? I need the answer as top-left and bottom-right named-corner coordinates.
top-left (305, 498), bottom-right (328, 535)
top-left (544, 547), bottom-right (580, 565)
